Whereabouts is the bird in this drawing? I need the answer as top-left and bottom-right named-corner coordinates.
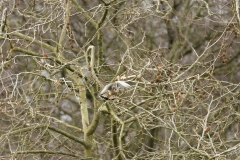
top-left (98, 81), bottom-right (132, 100)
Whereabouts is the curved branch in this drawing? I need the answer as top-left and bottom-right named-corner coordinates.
top-left (85, 45), bottom-right (102, 86)
top-left (85, 45), bottom-right (101, 136)
top-left (0, 124), bottom-right (86, 147)
top-left (6, 47), bottom-right (84, 79)
top-left (11, 32), bottom-right (55, 52)
top-left (15, 150), bottom-right (91, 159)
top-left (71, 0), bottom-right (97, 28)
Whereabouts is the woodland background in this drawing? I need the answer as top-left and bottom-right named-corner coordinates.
top-left (0, 0), bottom-right (240, 159)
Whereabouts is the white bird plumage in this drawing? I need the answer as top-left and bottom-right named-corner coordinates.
top-left (99, 81), bottom-right (131, 100)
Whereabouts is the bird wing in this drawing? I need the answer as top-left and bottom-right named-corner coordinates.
top-left (99, 83), bottom-right (113, 95)
top-left (116, 81), bottom-right (131, 88)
